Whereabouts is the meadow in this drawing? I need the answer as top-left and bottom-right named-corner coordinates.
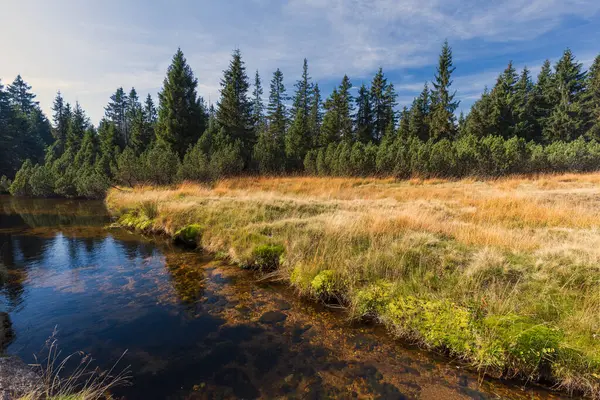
top-left (106, 174), bottom-right (600, 398)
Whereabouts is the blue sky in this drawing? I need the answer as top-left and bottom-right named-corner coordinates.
top-left (2, 0), bottom-right (600, 125)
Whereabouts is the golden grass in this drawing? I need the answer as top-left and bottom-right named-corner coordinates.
top-left (106, 173), bottom-right (600, 398)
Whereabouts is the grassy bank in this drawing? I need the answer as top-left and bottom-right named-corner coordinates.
top-left (106, 174), bottom-right (600, 398)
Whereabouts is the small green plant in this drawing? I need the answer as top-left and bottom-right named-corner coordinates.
top-left (353, 281), bottom-right (394, 317)
top-left (251, 243), bottom-right (284, 271)
top-left (174, 224), bottom-right (203, 248)
top-left (310, 269), bottom-right (337, 297)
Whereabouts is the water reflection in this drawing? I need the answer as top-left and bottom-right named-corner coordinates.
top-left (0, 196), bottom-right (563, 399)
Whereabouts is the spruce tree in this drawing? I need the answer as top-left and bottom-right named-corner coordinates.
top-left (254, 69), bottom-right (287, 173)
top-left (7, 75), bottom-right (38, 114)
top-left (104, 87), bottom-right (128, 148)
top-left (308, 83), bottom-right (323, 148)
top-left (587, 55), bottom-right (600, 140)
top-left (216, 49), bottom-right (254, 163)
top-left (430, 40), bottom-right (459, 140)
top-left (286, 59), bottom-right (314, 169)
top-left (320, 76), bottom-right (354, 145)
top-left (489, 61), bottom-right (518, 138)
top-left (156, 48), bottom-right (207, 158)
top-left (465, 88), bottom-right (494, 137)
top-left (51, 92), bottom-right (70, 155)
top-left (513, 67), bottom-right (537, 141)
top-left (532, 60), bottom-right (556, 142)
top-left (251, 70), bottom-right (265, 131)
top-left (544, 49), bottom-right (588, 142)
top-left (370, 68), bottom-right (395, 142)
top-left (397, 106), bottom-right (410, 140)
top-left (355, 83), bottom-right (374, 143)
top-left (409, 84), bottom-right (431, 141)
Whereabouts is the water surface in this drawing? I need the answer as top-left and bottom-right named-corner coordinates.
top-left (0, 195), bottom-right (565, 399)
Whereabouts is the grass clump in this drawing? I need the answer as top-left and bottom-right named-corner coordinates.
top-left (250, 243), bottom-right (284, 271)
top-left (21, 331), bottom-right (130, 400)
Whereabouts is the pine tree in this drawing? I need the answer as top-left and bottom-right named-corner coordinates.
top-left (216, 49), bottom-right (254, 163)
top-left (370, 68), bottom-right (395, 142)
top-left (430, 40), bottom-right (459, 140)
top-left (156, 48), bottom-right (207, 158)
top-left (355, 83), bottom-right (374, 143)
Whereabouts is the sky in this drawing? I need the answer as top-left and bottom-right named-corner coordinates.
top-left (2, 0), bottom-right (600, 125)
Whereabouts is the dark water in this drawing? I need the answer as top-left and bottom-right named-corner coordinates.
top-left (0, 195), bottom-right (566, 400)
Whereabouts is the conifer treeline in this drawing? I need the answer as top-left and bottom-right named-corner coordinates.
top-left (3, 42), bottom-right (600, 198)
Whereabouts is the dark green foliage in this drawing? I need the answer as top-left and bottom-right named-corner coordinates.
top-left (156, 49), bottom-right (207, 158)
top-left (430, 41), bottom-right (459, 140)
top-left (216, 49), bottom-right (254, 165)
top-left (178, 140), bottom-right (211, 182)
top-left (9, 159), bottom-right (34, 196)
top-left (0, 176), bottom-right (11, 194)
top-left (143, 141), bottom-right (181, 185)
top-left (251, 243), bottom-right (284, 271)
top-left (7, 43), bottom-right (600, 200)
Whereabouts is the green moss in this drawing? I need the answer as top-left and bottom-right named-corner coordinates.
top-left (484, 314), bottom-right (564, 377)
top-left (251, 243), bottom-right (284, 271)
top-left (385, 296), bottom-right (478, 356)
top-left (174, 224), bottom-right (203, 248)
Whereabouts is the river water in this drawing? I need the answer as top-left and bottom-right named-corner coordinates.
top-left (0, 195), bottom-right (566, 399)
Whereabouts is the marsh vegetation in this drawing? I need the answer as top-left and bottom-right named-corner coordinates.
top-left (108, 174), bottom-right (600, 398)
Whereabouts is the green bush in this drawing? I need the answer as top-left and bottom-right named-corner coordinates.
top-left (310, 269), bottom-right (337, 297)
top-left (0, 175), bottom-right (12, 194)
top-left (29, 164), bottom-right (55, 197)
top-left (9, 159), bottom-right (34, 196)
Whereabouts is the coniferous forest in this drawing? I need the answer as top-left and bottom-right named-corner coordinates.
top-left (3, 42), bottom-right (600, 198)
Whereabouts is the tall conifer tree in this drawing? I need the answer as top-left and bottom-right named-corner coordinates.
top-left (156, 48), bottom-right (207, 157)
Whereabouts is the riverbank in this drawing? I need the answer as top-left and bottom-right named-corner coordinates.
top-left (106, 174), bottom-right (600, 398)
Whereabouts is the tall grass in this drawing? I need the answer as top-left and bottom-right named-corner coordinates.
top-left (21, 330), bottom-right (130, 400)
top-left (107, 173), bottom-right (600, 398)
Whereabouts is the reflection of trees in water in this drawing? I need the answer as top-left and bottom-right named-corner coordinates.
top-left (0, 196), bottom-right (108, 229)
top-left (164, 253), bottom-right (205, 304)
top-left (0, 236), bottom-right (27, 308)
